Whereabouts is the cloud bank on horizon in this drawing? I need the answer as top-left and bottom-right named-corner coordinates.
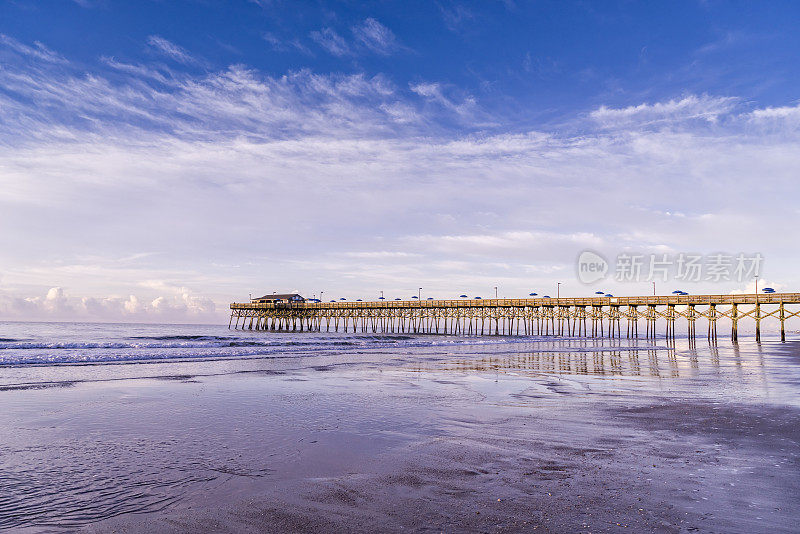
top-left (0, 1), bottom-right (799, 323)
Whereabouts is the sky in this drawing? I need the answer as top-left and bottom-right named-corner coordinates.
top-left (1, 0), bottom-right (799, 323)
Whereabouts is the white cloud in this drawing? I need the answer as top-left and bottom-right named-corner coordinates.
top-left (590, 95), bottom-right (738, 128)
top-left (0, 61), bottom-right (422, 141)
top-left (750, 104), bottom-right (800, 119)
top-left (262, 32), bottom-right (311, 54)
top-left (0, 286), bottom-right (219, 323)
top-left (309, 28), bottom-right (351, 56)
top-left (352, 18), bottom-right (400, 55)
top-left (379, 101), bottom-right (420, 124)
top-left (311, 19), bottom-right (403, 57)
top-left (748, 104), bottom-right (800, 130)
top-left (730, 279), bottom-right (784, 295)
top-left (406, 231), bottom-right (605, 259)
top-left (439, 4), bottom-right (474, 32)
top-left (409, 82), bottom-right (477, 118)
top-left (123, 294), bottom-right (142, 314)
top-left (342, 251), bottom-right (421, 259)
top-left (100, 56), bottom-right (172, 83)
top-left (0, 36), bottom-right (799, 318)
top-left (0, 34), bottom-right (66, 63)
top-left (146, 35), bottom-right (199, 65)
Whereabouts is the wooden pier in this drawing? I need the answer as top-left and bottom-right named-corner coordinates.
top-left (229, 293), bottom-right (800, 342)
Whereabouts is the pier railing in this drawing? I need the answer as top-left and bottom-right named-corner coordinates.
top-left (229, 292), bottom-right (800, 342)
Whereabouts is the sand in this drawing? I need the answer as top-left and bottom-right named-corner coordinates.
top-left (1, 336), bottom-right (798, 533)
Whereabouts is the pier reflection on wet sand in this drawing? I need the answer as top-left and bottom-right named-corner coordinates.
top-left (411, 338), bottom-right (763, 379)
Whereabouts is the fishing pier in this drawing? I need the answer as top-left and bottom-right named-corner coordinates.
top-left (229, 293), bottom-right (800, 342)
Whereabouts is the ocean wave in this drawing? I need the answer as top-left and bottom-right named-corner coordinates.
top-left (0, 328), bottom-right (665, 367)
top-left (129, 335), bottom-right (235, 341)
top-left (0, 348), bottom-right (318, 366)
top-left (0, 335), bottom-right (602, 353)
top-left (117, 333), bottom-right (419, 346)
top-left (0, 341), bottom-right (261, 350)
top-left (0, 340), bottom-right (370, 350)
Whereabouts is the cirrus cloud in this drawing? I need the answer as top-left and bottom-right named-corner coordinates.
top-left (0, 35), bottom-right (799, 320)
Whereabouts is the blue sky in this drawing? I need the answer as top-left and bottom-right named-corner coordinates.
top-left (5, 0), bottom-right (800, 122)
top-left (1, 1), bottom-right (799, 322)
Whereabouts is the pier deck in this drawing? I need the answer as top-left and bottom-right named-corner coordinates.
top-left (229, 292), bottom-right (800, 341)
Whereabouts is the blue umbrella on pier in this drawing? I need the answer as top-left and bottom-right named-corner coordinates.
top-left (605, 294), bottom-right (614, 297)
top-left (459, 294), bottom-right (468, 298)
top-left (411, 296), bottom-right (418, 299)
top-left (378, 296), bottom-right (385, 300)
top-left (762, 287), bottom-right (775, 293)
top-left (356, 299), bottom-right (362, 301)
top-left (330, 300), bottom-right (336, 302)
top-left (394, 298), bottom-right (401, 300)
top-left (340, 297), bottom-right (346, 300)
top-left (543, 295), bottom-right (551, 298)
top-left (595, 291), bottom-right (605, 295)
top-left (529, 293), bottom-right (537, 296)
top-left (474, 296), bottom-right (482, 299)
top-left (427, 297), bottom-right (434, 300)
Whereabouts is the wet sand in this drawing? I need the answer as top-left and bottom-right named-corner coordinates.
top-left (1, 336), bottom-right (799, 533)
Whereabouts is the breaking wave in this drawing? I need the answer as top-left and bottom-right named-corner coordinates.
top-left (0, 322), bottom-right (664, 367)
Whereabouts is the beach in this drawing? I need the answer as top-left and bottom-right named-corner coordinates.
top-left (1, 323), bottom-right (798, 532)
top-left (4, 2), bottom-right (800, 532)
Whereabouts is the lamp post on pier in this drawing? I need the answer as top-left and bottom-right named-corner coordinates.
top-left (494, 286), bottom-right (498, 299)
top-left (557, 282), bottom-right (561, 299)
